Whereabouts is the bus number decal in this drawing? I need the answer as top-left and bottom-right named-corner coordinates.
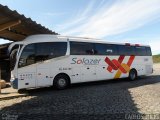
top-left (105, 55), bottom-right (135, 78)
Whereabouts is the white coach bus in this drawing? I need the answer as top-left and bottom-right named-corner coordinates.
top-left (9, 35), bottom-right (153, 90)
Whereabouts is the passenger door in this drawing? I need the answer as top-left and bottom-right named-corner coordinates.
top-left (17, 44), bottom-right (36, 89)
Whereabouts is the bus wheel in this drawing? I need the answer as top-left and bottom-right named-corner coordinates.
top-left (129, 69), bottom-right (137, 80)
top-left (53, 74), bottom-right (70, 90)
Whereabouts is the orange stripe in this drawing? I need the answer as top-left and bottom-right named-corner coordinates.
top-left (127, 55), bottom-right (135, 67)
top-left (114, 56), bottom-right (135, 79)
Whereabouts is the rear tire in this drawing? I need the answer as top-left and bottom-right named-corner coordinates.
top-left (129, 69), bottom-right (137, 80)
top-left (53, 74), bottom-right (70, 90)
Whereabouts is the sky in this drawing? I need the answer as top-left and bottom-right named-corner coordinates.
top-left (0, 0), bottom-right (160, 55)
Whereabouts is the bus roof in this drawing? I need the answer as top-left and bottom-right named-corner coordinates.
top-left (12, 34), bottom-right (150, 47)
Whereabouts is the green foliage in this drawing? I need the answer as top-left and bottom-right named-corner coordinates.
top-left (153, 54), bottom-right (160, 63)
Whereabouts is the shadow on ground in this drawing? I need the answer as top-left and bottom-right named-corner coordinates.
top-left (1, 75), bottom-right (160, 120)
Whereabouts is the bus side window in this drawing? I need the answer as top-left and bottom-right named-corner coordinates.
top-left (94, 43), bottom-right (118, 55)
top-left (135, 46), bottom-right (147, 56)
top-left (35, 42), bottom-right (67, 62)
top-left (35, 43), bottom-right (50, 62)
top-left (70, 42), bottom-right (94, 55)
top-left (49, 42), bottom-right (67, 58)
top-left (118, 45), bottom-right (125, 55)
top-left (117, 45), bottom-right (135, 56)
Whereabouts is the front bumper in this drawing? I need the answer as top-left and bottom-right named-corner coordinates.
top-left (10, 78), bottom-right (18, 89)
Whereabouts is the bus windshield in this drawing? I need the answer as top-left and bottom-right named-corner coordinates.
top-left (10, 45), bottom-right (22, 71)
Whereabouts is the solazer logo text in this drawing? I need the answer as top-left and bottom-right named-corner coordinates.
top-left (71, 58), bottom-right (101, 65)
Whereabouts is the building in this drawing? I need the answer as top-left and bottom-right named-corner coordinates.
top-left (0, 4), bottom-right (58, 81)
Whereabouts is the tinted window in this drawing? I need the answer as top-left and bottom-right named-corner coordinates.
top-left (118, 45), bottom-right (135, 55)
top-left (35, 42), bottom-right (67, 62)
top-left (70, 42), bottom-right (94, 55)
top-left (146, 47), bottom-right (152, 56)
top-left (18, 42), bottom-right (67, 67)
top-left (135, 46), bottom-right (147, 56)
top-left (94, 43), bottom-right (118, 55)
top-left (36, 43), bottom-right (50, 62)
top-left (18, 44), bottom-right (35, 68)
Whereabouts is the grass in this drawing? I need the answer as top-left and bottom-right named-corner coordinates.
top-left (153, 54), bottom-right (160, 63)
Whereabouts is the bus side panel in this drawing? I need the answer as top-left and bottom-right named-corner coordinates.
top-left (50, 56), bottom-right (74, 83)
top-left (17, 64), bottom-right (36, 89)
top-left (17, 55), bottom-right (153, 89)
top-left (144, 56), bottom-right (153, 75)
top-left (96, 56), bottom-right (121, 80)
top-left (131, 56), bottom-right (153, 76)
top-left (50, 55), bottom-right (115, 84)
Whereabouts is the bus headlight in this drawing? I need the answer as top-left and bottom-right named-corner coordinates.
top-left (10, 72), bottom-right (15, 81)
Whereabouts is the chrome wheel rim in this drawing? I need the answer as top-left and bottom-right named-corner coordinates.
top-left (58, 78), bottom-right (66, 87)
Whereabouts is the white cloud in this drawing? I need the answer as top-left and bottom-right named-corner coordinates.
top-left (60, 0), bottom-right (160, 38)
top-left (56, 0), bottom-right (97, 32)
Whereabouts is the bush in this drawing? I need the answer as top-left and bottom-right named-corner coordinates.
top-left (153, 54), bottom-right (160, 63)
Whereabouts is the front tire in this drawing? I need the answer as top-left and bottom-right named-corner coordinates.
top-left (53, 75), bottom-right (70, 90)
top-left (129, 69), bottom-right (137, 80)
